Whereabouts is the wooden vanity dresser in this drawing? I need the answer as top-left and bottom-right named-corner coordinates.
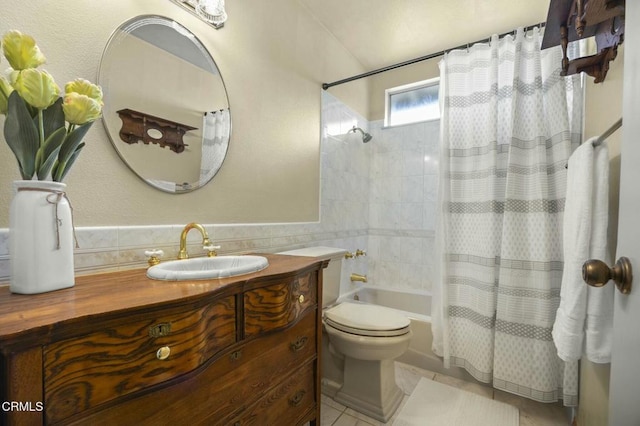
top-left (0, 253), bottom-right (326, 426)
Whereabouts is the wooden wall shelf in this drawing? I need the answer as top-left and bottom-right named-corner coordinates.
top-left (116, 108), bottom-right (197, 154)
top-left (542, 0), bottom-right (625, 83)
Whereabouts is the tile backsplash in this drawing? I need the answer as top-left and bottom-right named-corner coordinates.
top-left (0, 92), bottom-right (438, 294)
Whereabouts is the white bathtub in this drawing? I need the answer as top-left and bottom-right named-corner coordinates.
top-left (344, 287), bottom-right (431, 321)
top-left (339, 286), bottom-right (468, 379)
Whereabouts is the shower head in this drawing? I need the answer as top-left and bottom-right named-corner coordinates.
top-left (350, 126), bottom-right (373, 143)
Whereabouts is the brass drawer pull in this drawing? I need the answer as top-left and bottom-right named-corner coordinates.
top-left (288, 390), bottom-right (306, 407)
top-left (290, 336), bottom-right (308, 352)
top-left (156, 346), bottom-right (171, 360)
top-left (230, 350), bottom-right (242, 361)
top-left (298, 294), bottom-right (305, 303)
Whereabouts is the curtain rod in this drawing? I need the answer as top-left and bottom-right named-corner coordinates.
top-left (322, 22), bottom-right (546, 90)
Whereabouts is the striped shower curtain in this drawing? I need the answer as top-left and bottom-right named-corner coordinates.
top-left (199, 109), bottom-right (230, 186)
top-left (432, 27), bottom-right (583, 405)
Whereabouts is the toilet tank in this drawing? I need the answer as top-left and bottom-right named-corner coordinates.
top-left (276, 246), bottom-right (347, 308)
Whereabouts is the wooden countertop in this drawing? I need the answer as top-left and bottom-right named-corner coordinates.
top-left (0, 253), bottom-right (325, 349)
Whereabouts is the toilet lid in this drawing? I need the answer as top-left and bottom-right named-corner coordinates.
top-left (324, 302), bottom-right (410, 337)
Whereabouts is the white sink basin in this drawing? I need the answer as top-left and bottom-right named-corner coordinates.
top-left (147, 255), bottom-right (269, 281)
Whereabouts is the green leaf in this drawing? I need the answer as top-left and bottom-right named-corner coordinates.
top-left (36, 126), bottom-right (66, 179)
top-left (3, 91), bottom-right (39, 179)
top-left (54, 142), bottom-right (84, 182)
top-left (51, 159), bottom-right (59, 181)
top-left (41, 97), bottom-right (65, 141)
top-left (57, 121), bottom-right (92, 166)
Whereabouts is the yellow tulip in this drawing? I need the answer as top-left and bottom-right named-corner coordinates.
top-left (2, 30), bottom-right (46, 70)
top-left (0, 76), bottom-right (14, 114)
top-left (65, 78), bottom-right (103, 106)
top-left (62, 92), bottom-right (102, 125)
top-left (13, 68), bottom-right (59, 109)
top-left (1, 29), bottom-right (104, 182)
top-left (7, 69), bottom-right (18, 85)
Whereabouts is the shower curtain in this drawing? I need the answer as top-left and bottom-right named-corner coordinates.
top-left (432, 27), bottom-right (582, 405)
top-left (199, 109), bottom-right (230, 186)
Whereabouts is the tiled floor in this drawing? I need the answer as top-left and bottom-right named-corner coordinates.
top-left (320, 362), bottom-right (569, 426)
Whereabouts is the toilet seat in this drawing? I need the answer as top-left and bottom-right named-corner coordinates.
top-left (324, 302), bottom-right (410, 337)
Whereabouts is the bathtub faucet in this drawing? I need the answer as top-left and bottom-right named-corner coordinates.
top-left (350, 273), bottom-right (367, 283)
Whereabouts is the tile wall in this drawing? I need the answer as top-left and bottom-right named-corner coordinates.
top-left (367, 119), bottom-right (439, 292)
top-left (0, 92), bottom-right (439, 295)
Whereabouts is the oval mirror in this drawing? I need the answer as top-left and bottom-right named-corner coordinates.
top-left (98, 15), bottom-right (231, 193)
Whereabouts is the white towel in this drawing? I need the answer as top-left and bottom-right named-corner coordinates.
top-left (552, 137), bottom-right (613, 363)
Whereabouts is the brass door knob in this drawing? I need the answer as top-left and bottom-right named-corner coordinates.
top-left (582, 257), bottom-right (633, 294)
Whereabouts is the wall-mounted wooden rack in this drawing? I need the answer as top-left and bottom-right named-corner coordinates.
top-left (541, 0), bottom-right (625, 83)
top-left (116, 109), bottom-right (197, 154)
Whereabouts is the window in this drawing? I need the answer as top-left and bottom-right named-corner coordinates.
top-left (385, 77), bottom-right (440, 127)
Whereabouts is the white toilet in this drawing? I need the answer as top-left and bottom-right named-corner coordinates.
top-left (277, 246), bottom-right (412, 423)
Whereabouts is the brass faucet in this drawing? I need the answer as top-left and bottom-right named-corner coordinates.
top-left (178, 223), bottom-right (216, 259)
top-left (350, 273), bottom-right (367, 283)
top-left (145, 249), bottom-right (164, 267)
top-left (355, 249), bottom-right (367, 257)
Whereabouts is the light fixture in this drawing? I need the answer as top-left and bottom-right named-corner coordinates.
top-left (196, 0), bottom-right (227, 27)
top-left (170, 0), bottom-right (227, 29)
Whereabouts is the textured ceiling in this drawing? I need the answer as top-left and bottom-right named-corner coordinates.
top-left (299, 0), bottom-right (551, 71)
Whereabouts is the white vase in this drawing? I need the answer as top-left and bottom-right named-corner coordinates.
top-left (10, 180), bottom-right (75, 294)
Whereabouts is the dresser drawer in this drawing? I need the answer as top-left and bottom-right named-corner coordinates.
top-left (208, 310), bottom-right (318, 425)
top-left (232, 361), bottom-right (316, 426)
top-left (244, 271), bottom-right (316, 337)
top-left (66, 310), bottom-right (318, 426)
top-left (44, 296), bottom-right (236, 424)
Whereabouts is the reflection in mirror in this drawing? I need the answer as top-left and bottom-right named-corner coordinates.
top-left (98, 15), bottom-right (231, 193)
top-left (147, 129), bottom-right (163, 140)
